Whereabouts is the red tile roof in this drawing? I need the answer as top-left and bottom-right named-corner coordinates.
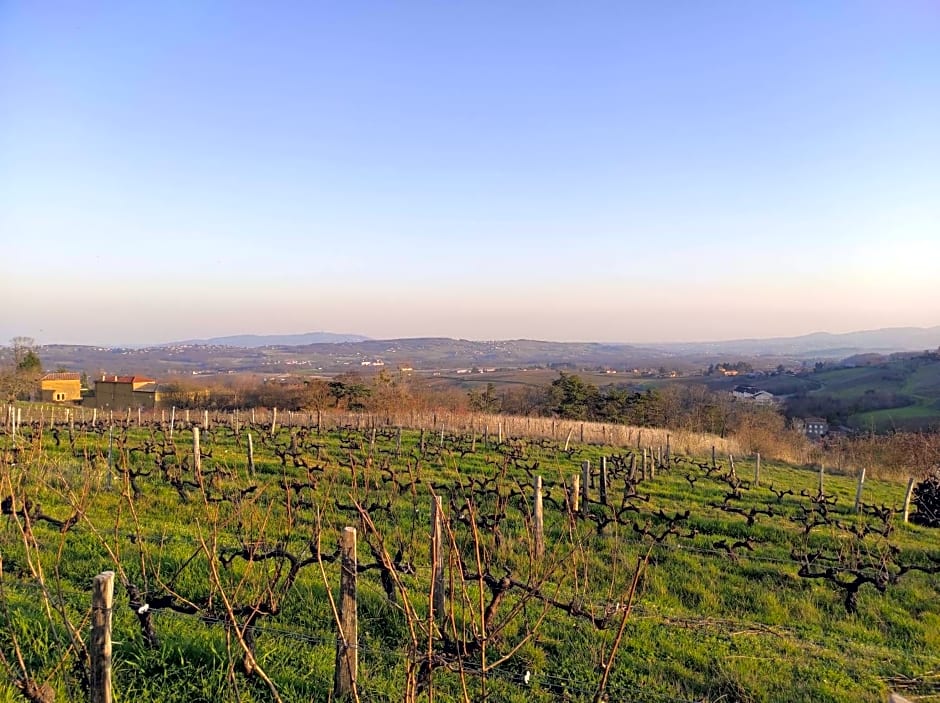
top-left (99, 375), bottom-right (156, 384)
top-left (41, 372), bottom-right (81, 381)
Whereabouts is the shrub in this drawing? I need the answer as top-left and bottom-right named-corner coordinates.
top-left (911, 467), bottom-right (940, 527)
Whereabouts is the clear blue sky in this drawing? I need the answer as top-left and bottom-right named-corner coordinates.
top-left (2, 1), bottom-right (938, 345)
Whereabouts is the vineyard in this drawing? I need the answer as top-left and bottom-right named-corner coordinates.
top-left (1, 405), bottom-right (938, 703)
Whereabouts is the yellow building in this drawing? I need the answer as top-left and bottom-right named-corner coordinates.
top-left (92, 375), bottom-right (162, 410)
top-left (39, 372), bottom-right (82, 402)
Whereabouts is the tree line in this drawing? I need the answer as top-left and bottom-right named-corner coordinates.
top-left (157, 370), bottom-right (784, 441)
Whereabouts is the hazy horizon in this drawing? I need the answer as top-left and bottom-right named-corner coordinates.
top-left (5, 323), bottom-right (940, 351)
top-left (3, 3), bottom-right (939, 346)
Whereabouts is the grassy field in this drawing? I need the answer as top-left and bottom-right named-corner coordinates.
top-left (852, 404), bottom-right (940, 432)
top-left (735, 354), bottom-right (940, 432)
top-left (0, 409), bottom-right (938, 702)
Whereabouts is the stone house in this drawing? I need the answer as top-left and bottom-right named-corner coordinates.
top-left (803, 417), bottom-right (829, 438)
top-left (39, 372), bottom-right (82, 402)
top-left (91, 375), bottom-right (162, 410)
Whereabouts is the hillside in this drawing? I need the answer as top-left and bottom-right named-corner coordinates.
top-left (657, 326), bottom-right (940, 357)
top-left (170, 331), bottom-right (372, 347)
top-left (781, 353), bottom-right (940, 431)
top-left (19, 326), bottom-right (940, 378)
top-left (34, 338), bottom-right (683, 377)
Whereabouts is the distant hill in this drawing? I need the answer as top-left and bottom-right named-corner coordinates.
top-left (28, 325), bottom-right (940, 381)
top-left (169, 332), bottom-right (372, 348)
top-left (169, 325), bottom-right (940, 356)
top-left (656, 326), bottom-right (940, 358)
top-left (34, 338), bottom-right (678, 378)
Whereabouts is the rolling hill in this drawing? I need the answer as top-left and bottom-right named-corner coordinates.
top-left (777, 352), bottom-right (940, 431)
top-left (170, 331), bottom-right (372, 347)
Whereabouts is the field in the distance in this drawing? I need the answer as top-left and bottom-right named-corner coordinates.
top-left (795, 355), bottom-right (940, 431)
top-left (1, 411), bottom-right (938, 702)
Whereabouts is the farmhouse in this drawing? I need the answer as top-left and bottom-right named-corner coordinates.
top-left (730, 385), bottom-right (776, 405)
top-left (90, 375), bottom-right (162, 410)
top-left (39, 372), bottom-right (82, 403)
top-left (802, 417), bottom-right (829, 438)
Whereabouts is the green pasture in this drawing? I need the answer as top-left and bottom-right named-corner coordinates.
top-left (804, 357), bottom-right (940, 430)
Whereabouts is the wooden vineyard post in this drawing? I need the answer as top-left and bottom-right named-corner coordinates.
top-left (90, 570), bottom-right (115, 703)
top-left (534, 476), bottom-right (544, 559)
top-left (498, 421), bottom-right (503, 444)
top-left (903, 477), bottom-right (916, 523)
top-left (192, 427), bottom-right (202, 485)
top-left (711, 445), bottom-right (716, 469)
top-left (665, 435), bottom-right (671, 466)
top-left (641, 448), bottom-right (648, 481)
top-left (420, 428), bottom-right (426, 454)
top-left (169, 406), bottom-right (175, 438)
top-left (728, 454), bottom-right (736, 479)
top-left (599, 457), bottom-right (608, 505)
top-left (754, 453), bottom-right (761, 487)
top-left (649, 448), bottom-right (656, 479)
top-left (106, 425), bottom-right (113, 490)
top-left (247, 432), bottom-right (255, 476)
top-left (185, 408), bottom-right (190, 424)
top-left (581, 461), bottom-right (590, 508)
top-left (818, 464), bottom-right (825, 495)
top-left (203, 409), bottom-right (209, 431)
top-left (854, 467), bottom-right (866, 513)
top-left (572, 474), bottom-right (581, 514)
top-left (333, 527), bottom-right (358, 701)
top-left (270, 407), bottom-right (277, 436)
top-left (431, 496), bottom-right (445, 624)
top-left (396, 426), bottom-right (403, 457)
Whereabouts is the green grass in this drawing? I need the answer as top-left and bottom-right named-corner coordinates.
top-left (852, 404), bottom-right (940, 431)
top-left (803, 355), bottom-right (940, 430)
top-left (0, 415), bottom-right (937, 702)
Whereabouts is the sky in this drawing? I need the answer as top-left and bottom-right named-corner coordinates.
top-left (2, 1), bottom-right (939, 346)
